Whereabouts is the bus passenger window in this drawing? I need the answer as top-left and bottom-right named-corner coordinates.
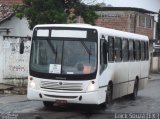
top-left (141, 41), bottom-right (145, 60)
top-left (122, 38), bottom-right (129, 61)
top-left (129, 40), bottom-right (134, 61)
top-left (114, 37), bottom-right (122, 62)
top-left (108, 36), bottom-right (114, 61)
top-left (135, 40), bottom-right (140, 60)
top-left (144, 42), bottom-right (148, 60)
top-left (146, 42), bottom-right (149, 60)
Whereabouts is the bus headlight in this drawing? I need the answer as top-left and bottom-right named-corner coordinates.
top-left (30, 80), bottom-right (36, 89)
top-left (87, 82), bottom-right (96, 92)
top-left (28, 76), bottom-right (36, 89)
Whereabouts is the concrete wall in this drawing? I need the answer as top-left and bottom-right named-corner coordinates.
top-left (0, 36), bottom-right (3, 81)
top-left (150, 57), bottom-right (159, 72)
top-left (3, 36), bottom-right (31, 79)
top-left (0, 16), bottom-right (32, 85)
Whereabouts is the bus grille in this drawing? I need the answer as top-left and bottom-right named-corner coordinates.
top-left (40, 81), bottom-right (83, 91)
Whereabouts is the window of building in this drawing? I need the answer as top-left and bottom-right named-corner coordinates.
top-left (139, 16), bottom-right (145, 27)
top-left (114, 37), bottom-right (122, 61)
top-left (137, 15), bottom-right (153, 28)
top-left (144, 17), bottom-right (147, 28)
top-left (129, 39), bottom-right (134, 61)
top-left (136, 15), bottom-right (140, 27)
top-left (108, 36), bottom-right (114, 61)
top-left (122, 38), bottom-right (129, 61)
top-left (146, 18), bottom-right (153, 28)
top-left (150, 18), bottom-right (153, 28)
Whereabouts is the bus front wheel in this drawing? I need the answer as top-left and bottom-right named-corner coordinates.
top-left (100, 84), bottom-right (112, 110)
top-left (43, 101), bottom-right (54, 109)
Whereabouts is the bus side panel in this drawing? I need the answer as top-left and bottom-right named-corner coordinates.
top-left (98, 63), bottom-right (115, 100)
top-left (112, 62), bottom-right (129, 98)
top-left (116, 62), bottom-right (129, 97)
top-left (128, 62), bottom-right (141, 94)
top-left (139, 61), bottom-right (149, 90)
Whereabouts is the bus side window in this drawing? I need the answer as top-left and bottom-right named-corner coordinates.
top-left (146, 42), bottom-right (149, 60)
top-left (129, 39), bottom-right (134, 61)
top-left (139, 41), bottom-right (141, 60)
top-left (114, 37), bottom-right (122, 62)
top-left (141, 41), bottom-right (145, 60)
top-left (100, 39), bottom-right (107, 74)
top-left (144, 42), bottom-right (148, 60)
top-left (108, 36), bottom-right (114, 62)
top-left (122, 38), bottom-right (129, 61)
top-left (135, 40), bottom-right (141, 61)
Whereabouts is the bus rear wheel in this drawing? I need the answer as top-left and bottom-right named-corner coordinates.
top-left (100, 84), bottom-right (112, 110)
top-left (130, 79), bottom-right (138, 100)
top-left (43, 101), bottom-right (54, 109)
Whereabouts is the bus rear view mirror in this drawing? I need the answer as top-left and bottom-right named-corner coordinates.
top-left (20, 40), bottom-right (24, 54)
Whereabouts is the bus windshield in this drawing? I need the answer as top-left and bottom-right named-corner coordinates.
top-left (30, 39), bottom-right (97, 75)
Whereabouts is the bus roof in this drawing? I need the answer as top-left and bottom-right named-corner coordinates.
top-left (34, 24), bottom-right (149, 41)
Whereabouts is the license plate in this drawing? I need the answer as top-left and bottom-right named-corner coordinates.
top-left (55, 100), bottom-right (67, 104)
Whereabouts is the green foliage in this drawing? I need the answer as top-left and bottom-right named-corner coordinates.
top-left (14, 0), bottom-right (67, 29)
top-left (13, 0), bottom-right (98, 29)
top-left (77, 4), bottom-right (99, 25)
top-left (66, 0), bottom-right (98, 24)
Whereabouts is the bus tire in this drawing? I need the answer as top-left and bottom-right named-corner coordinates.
top-left (100, 84), bottom-right (112, 110)
top-left (130, 79), bottom-right (138, 100)
top-left (43, 101), bottom-right (54, 109)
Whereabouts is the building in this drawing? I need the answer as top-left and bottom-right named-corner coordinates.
top-left (96, 7), bottom-right (156, 40)
top-left (0, 0), bottom-right (23, 5)
top-left (0, 4), bottom-right (32, 85)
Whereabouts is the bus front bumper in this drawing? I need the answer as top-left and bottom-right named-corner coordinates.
top-left (27, 88), bottom-right (102, 105)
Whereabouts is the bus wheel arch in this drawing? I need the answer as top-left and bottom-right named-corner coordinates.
top-left (107, 81), bottom-right (113, 103)
top-left (130, 76), bottom-right (139, 100)
top-left (100, 81), bottom-right (113, 109)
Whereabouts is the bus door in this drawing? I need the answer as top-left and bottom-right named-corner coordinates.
top-left (98, 35), bottom-right (108, 100)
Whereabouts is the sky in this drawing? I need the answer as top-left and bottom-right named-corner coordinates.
top-left (96, 0), bottom-right (160, 12)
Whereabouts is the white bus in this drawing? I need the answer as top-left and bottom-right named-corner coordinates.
top-left (27, 24), bottom-right (149, 109)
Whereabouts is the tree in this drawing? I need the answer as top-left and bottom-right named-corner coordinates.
top-left (157, 10), bottom-right (160, 40)
top-left (14, 0), bottom-right (67, 29)
top-left (75, 1), bottom-right (99, 24)
top-left (14, 0), bottom-right (98, 29)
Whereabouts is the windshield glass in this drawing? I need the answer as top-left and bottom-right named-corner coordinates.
top-left (30, 39), bottom-right (97, 75)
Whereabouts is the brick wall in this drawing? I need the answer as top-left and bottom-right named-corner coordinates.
top-left (0, 0), bottom-right (23, 5)
top-left (96, 14), bottom-right (129, 32)
top-left (96, 11), bottom-right (154, 39)
top-left (135, 27), bottom-right (153, 39)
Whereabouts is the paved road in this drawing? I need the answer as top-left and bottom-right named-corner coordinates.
top-left (0, 75), bottom-right (160, 119)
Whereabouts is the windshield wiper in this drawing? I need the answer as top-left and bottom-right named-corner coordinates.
top-left (47, 40), bottom-right (57, 62)
top-left (80, 41), bottom-right (92, 55)
top-left (80, 41), bottom-right (92, 63)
